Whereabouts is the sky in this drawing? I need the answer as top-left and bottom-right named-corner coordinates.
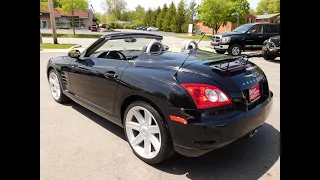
top-left (89, 0), bottom-right (260, 13)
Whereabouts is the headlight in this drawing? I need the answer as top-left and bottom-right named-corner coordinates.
top-left (221, 37), bottom-right (231, 43)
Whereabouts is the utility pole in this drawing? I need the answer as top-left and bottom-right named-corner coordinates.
top-left (237, 0), bottom-right (242, 27)
top-left (40, 29), bottom-right (43, 44)
top-left (48, 0), bottom-right (58, 44)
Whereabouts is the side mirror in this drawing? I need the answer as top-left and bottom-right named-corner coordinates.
top-left (164, 45), bottom-right (169, 51)
top-left (68, 49), bottom-right (81, 58)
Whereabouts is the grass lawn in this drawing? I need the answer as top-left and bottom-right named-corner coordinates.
top-left (175, 34), bottom-right (212, 41)
top-left (42, 33), bottom-right (103, 38)
top-left (40, 43), bottom-right (77, 49)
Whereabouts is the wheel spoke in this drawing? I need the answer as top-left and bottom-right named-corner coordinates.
top-left (49, 78), bottom-right (55, 84)
top-left (126, 121), bottom-right (140, 131)
top-left (148, 125), bottom-right (160, 134)
top-left (131, 133), bottom-right (144, 146)
top-left (149, 135), bottom-right (160, 153)
top-left (144, 110), bottom-right (152, 126)
top-left (132, 110), bottom-right (145, 124)
top-left (144, 136), bottom-right (151, 157)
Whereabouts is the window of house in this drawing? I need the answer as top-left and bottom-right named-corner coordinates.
top-left (248, 18), bottom-right (252, 23)
top-left (261, 19), bottom-right (264, 23)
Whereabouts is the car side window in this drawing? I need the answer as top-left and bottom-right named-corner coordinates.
top-left (264, 25), bottom-right (279, 33)
top-left (250, 24), bottom-right (262, 34)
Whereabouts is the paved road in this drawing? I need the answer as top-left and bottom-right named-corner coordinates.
top-left (40, 51), bottom-right (280, 180)
top-left (41, 28), bottom-right (179, 37)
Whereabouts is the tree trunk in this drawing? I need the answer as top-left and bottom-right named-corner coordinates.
top-left (72, 14), bottom-right (75, 35)
top-left (40, 29), bottom-right (43, 44)
top-left (214, 24), bottom-right (220, 35)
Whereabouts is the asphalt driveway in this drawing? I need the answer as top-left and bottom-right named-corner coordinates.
top-left (40, 51), bottom-right (280, 180)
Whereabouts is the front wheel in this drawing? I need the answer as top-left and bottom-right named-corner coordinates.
top-left (48, 69), bottom-right (69, 103)
top-left (124, 101), bottom-right (174, 164)
top-left (228, 44), bottom-right (242, 56)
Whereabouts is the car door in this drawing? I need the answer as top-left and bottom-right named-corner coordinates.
top-left (262, 24), bottom-right (280, 40)
top-left (68, 57), bottom-right (128, 115)
top-left (245, 24), bottom-right (264, 48)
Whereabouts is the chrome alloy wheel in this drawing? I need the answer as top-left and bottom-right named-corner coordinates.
top-left (125, 106), bottom-right (161, 159)
top-left (49, 71), bottom-right (61, 100)
top-left (232, 46), bottom-right (240, 55)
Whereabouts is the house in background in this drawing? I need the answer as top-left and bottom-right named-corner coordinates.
top-left (195, 13), bottom-right (279, 35)
top-left (40, 9), bottom-right (98, 29)
top-left (255, 13), bottom-right (280, 23)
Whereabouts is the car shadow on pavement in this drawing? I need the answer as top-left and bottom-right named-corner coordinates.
top-left (68, 102), bottom-right (126, 141)
top-left (67, 102), bottom-right (279, 180)
top-left (153, 123), bottom-right (280, 180)
top-left (265, 59), bottom-right (280, 64)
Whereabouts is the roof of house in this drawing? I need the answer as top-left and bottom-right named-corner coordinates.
top-left (255, 13), bottom-right (280, 19)
top-left (40, 9), bottom-right (88, 17)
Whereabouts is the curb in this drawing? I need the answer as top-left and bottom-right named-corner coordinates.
top-left (70, 44), bottom-right (82, 49)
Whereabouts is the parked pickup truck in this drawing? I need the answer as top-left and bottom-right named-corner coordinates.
top-left (211, 23), bottom-right (280, 56)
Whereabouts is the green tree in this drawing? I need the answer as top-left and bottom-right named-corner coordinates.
top-left (177, 0), bottom-right (190, 33)
top-left (197, 0), bottom-right (233, 34)
top-left (227, 0), bottom-right (250, 25)
top-left (132, 5), bottom-right (145, 26)
top-left (256, 0), bottom-right (280, 15)
top-left (40, 0), bottom-right (61, 11)
top-left (58, 0), bottom-right (89, 35)
top-left (185, 0), bottom-right (197, 25)
top-left (144, 8), bottom-right (154, 26)
top-left (120, 11), bottom-right (134, 21)
top-left (249, 8), bottom-right (256, 15)
top-left (156, 3), bottom-right (167, 31)
top-left (153, 6), bottom-right (161, 27)
top-left (94, 12), bottom-right (107, 24)
top-left (102, 0), bottom-right (127, 20)
top-left (163, 1), bottom-right (177, 32)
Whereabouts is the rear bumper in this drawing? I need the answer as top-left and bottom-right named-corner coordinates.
top-left (170, 91), bottom-right (273, 157)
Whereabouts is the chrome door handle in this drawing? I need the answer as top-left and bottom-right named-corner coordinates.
top-left (104, 71), bottom-right (118, 78)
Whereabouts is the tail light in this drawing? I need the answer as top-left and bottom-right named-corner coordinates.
top-left (181, 83), bottom-right (232, 109)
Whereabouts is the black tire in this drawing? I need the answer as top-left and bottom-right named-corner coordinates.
top-left (124, 101), bottom-right (175, 164)
top-left (215, 50), bottom-right (226, 54)
top-left (228, 44), bottom-right (242, 56)
top-left (48, 69), bottom-right (69, 104)
top-left (263, 54), bottom-right (277, 60)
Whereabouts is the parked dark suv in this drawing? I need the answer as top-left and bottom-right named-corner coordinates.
top-left (211, 23), bottom-right (280, 56)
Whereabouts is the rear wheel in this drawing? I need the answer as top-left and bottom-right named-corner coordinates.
top-left (228, 44), bottom-right (242, 56)
top-left (124, 101), bottom-right (174, 164)
top-left (215, 50), bottom-right (226, 54)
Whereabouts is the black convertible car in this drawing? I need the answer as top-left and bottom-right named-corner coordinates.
top-left (47, 32), bottom-right (273, 164)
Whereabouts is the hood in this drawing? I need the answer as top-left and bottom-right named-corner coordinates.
top-left (214, 31), bottom-right (242, 37)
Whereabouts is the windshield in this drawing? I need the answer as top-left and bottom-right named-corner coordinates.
top-left (233, 24), bottom-right (253, 33)
top-left (95, 38), bottom-right (155, 52)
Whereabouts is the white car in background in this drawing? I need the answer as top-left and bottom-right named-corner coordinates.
top-left (147, 27), bottom-right (159, 31)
